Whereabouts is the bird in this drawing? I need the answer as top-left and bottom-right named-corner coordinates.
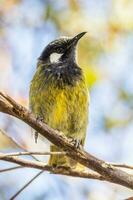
top-left (29, 32), bottom-right (89, 168)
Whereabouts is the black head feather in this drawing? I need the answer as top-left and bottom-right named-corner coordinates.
top-left (39, 32), bottom-right (86, 63)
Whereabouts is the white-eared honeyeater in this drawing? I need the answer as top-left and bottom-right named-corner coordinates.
top-left (29, 32), bottom-right (89, 168)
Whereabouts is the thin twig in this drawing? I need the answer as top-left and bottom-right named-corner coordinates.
top-left (109, 163), bottom-right (133, 170)
top-left (3, 151), bottom-right (66, 157)
top-left (0, 129), bottom-right (23, 149)
top-left (0, 128), bottom-right (39, 162)
top-left (0, 166), bottom-right (23, 173)
top-left (10, 170), bottom-right (43, 200)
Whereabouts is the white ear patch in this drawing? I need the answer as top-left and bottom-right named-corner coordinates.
top-left (50, 53), bottom-right (62, 63)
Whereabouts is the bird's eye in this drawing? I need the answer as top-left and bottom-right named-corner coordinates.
top-left (56, 47), bottom-right (64, 53)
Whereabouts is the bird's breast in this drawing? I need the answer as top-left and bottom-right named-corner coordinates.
top-left (42, 62), bottom-right (83, 88)
top-left (29, 63), bottom-right (89, 133)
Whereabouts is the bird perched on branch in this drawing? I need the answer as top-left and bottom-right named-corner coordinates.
top-left (29, 32), bottom-right (89, 168)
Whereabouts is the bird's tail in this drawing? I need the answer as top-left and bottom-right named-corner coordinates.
top-left (48, 145), bottom-right (77, 168)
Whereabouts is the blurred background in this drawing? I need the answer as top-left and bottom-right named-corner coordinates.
top-left (0, 0), bottom-right (133, 199)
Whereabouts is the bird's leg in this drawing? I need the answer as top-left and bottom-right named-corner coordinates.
top-left (35, 115), bottom-right (44, 143)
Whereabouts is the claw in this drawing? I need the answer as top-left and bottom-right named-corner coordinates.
top-left (69, 138), bottom-right (82, 149)
top-left (36, 115), bottom-right (44, 122)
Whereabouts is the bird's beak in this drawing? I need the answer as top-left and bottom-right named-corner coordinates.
top-left (71, 32), bottom-right (87, 45)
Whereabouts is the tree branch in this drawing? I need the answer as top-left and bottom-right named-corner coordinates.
top-left (0, 153), bottom-right (104, 180)
top-left (0, 92), bottom-right (133, 189)
top-left (1, 151), bottom-right (133, 169)
top-left (0, 166), bottom-right (23, 173)
top-left (3, 151), bottom-right (66, 157)
top-left (109, 163), bottom-right (133, 170)
top-left (2, 150), bottom-right (133, 170)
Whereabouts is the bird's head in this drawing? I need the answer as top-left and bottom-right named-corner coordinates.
top-left (39, 32), bottom-right (87, 64)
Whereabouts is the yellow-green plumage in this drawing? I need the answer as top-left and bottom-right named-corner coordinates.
top-left (29, 32), bottom-right (89, 168)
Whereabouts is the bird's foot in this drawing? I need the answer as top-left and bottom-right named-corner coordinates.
top-left (69, 137), bottom-right (82, 149)
top-left (36, 115), bottom-right (44, 123)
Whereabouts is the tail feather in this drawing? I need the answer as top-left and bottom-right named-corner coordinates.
top-left (49, 145), bottom-right (77, 168)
